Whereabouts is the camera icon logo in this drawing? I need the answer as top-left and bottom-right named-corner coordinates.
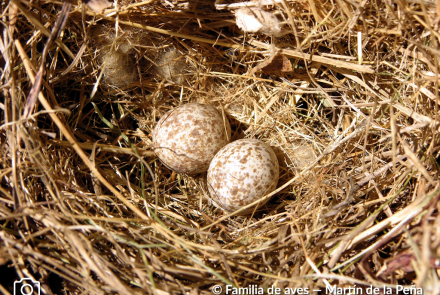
top-left (13, 278), bottom-right (40, 295)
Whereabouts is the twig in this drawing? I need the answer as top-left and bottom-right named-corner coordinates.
top-left (215, 0), bottom-right (285, 10)
top-left (250, 40), bottom-right (375, 74)
top-left (10, 0), bottom-right (74, 59)
top-left (22, 2), bottom-right (71, 118)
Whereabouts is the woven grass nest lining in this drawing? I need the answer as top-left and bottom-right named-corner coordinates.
top-left (1, 0), bottom-right (440, 294)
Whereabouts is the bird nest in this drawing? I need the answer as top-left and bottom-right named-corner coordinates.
top-left (1, 0), bottom-right (440, 294)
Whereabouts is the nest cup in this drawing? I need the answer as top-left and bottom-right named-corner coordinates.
top-left (3, 0), bottom-right (440, 293)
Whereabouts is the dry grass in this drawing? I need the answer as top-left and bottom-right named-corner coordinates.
top-left (1, 0), bottom-right (440, 294)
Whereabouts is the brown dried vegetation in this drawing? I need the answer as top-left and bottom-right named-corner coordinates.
top-left (1, 0), bottom-right (440, 294)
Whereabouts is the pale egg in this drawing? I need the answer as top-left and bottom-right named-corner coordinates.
top-left (207, 139), bottom-right (279, 214)
top-left (153, 103), bottom-right (231, 174)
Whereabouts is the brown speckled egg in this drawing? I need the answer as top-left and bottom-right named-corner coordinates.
top-left (153, 103), bottom-right (231, 174)
top-left (207, 139), bottom-right (279, 214)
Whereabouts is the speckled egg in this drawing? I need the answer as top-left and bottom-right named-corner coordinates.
top-left (207, 139), bottom-right (279, 214)
top-left (153, 103), bottom-right (231, 174)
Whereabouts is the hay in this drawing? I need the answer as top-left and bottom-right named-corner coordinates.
top-left (1, 0), bottom-right (440, 294)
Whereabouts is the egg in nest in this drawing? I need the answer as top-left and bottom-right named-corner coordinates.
top-left (153, 103), bottom-right (231, 174)
top-left (207, 139), bottom-right (279, 214)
